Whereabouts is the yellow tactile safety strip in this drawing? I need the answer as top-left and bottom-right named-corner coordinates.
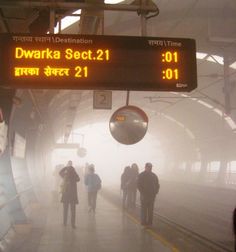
top-left (100, 193), bottom-right (180, 252)
top-left (125, 212), bottom-right (180, 252)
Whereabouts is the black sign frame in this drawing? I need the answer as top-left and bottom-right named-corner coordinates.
top-left (0, 34), bottom-right (197, 91)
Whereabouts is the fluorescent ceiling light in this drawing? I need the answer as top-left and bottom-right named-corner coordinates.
top-left (225, 116), bottom-right (236, 130)
top-left (164, 114), bottom-right (175, 122)
top-left (176, 121), bottom-right (184, 127)
top-left (54, 0), bottom-right (124, 33)
top-left (105, 0), bottom-right (124, 3)
top-left (197, 52), bottom-right (236, 70)
top-left (163, 114), bottom-right (196, 139)
top-left (206, 55), bottom-right (224, 65)
top-left (197, 99), bottom-right (213, 109)
top-left (186, 128), bottom-right (195, 139)
top-left (196, 52), bottom-right (207, 59)
top-left (230, 61), bottom-right (236, 69)
top-left (213, 108), bottom-right (223, 116)
top-left (54, 9), bottom-right (81, 33)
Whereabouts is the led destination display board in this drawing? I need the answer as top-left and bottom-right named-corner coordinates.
top-left (0, 34), bottom-right (197, 91)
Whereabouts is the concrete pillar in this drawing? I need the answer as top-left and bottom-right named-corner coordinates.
top-left (198, 157), bottom-right (208, 183)
top-left (216, 159), bottom-right (228, 186)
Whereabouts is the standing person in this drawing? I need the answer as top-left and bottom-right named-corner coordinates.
top-left (59, 160), bottom-right (80, 228)
top-left (120, 166), bottom-right (132, 209)
top-left (137, 162), bottom-right (160, 227)
top-left (52, 164), bottom-right (63, 201)
top-left (84, 164), bottom-right (101, 213)
top-left (129, 163), bottom-right (139, 208)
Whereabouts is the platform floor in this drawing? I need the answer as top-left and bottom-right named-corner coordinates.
top-left (10, 189), bottom-right (175, 252)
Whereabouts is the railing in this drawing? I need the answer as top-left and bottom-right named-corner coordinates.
top-left (0, 186), bottom-right (33, 210)
top-left (206, 171), bottom-right (236, 186)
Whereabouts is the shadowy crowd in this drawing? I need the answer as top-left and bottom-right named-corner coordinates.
top-left (121, 162), bottom-right (160, 227)
top-left (56, 161), bottom-right (160, 229)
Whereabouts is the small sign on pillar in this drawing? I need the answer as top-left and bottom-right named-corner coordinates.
top-left (93, 90), bottom-right (112, 109)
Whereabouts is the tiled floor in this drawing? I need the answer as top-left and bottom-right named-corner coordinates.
top-left (27, 190), bottom-right (172, 252)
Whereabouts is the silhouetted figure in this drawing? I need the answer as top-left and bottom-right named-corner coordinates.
top-left (52, 164), bottom-right (63, 201)
top-left (121, 166), bottom-right (132, 209)
top-left (137, 162), bottom-right (160, 227)
top-left (59, 160), bottom-right (80, 228)
top-left (129, 163), bottom-right (139, 208)
top-left (233, 207), bottom-right (236, 252)
top-left (84, 164), bottom-right (101, 213)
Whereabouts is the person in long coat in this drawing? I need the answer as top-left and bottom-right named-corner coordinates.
top-left (137, 162), bottom-right (160, 227)
top-left (59, 160), bottom-right (80, 228)
top-left (120, 166), bottom-right (132, 209)
top-left (129, 163), bottom-right (139, 208)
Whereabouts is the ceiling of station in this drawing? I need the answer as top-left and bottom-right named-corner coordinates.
top-left (0, 0), bottom-right (236, 160)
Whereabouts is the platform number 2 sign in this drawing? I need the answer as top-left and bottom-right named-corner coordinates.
top-left (93, 90), bottom-right (112, 109)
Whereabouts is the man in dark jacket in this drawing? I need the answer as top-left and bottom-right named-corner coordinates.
top-left (59, 160), bottom-right (80, 228)
top-left (137, 162), bottom-right (160, 227)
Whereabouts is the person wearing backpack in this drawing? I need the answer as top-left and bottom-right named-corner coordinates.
top-left (84, 164), bottom-right (102, 213)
